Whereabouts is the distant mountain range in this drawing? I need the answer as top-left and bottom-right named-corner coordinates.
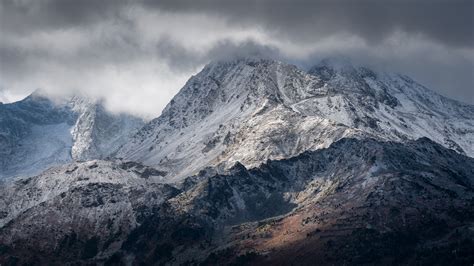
top-left (1, 58), bottom-right (473, 265)
top-left (0, 92), bottom-right (144, 179)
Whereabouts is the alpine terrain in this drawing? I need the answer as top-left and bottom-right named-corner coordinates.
top-left (0, 58), bottom-right (473, 265)
top-left (117, 58), bottom-right (474, 180)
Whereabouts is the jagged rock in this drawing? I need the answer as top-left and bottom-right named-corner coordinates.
top-left (1, 138), bottom-right (473, 265)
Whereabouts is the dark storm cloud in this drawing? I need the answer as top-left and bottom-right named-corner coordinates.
top-left (144, 0), bottom-right (474, 48)
top-left (156, 38), bottom-right (279, 72)
top-left (0, 0), bottom-right (472, 115)
top-left (0, 0), bottom-right (127, 34)
top-left (2, 0), bottom-right (472, 47)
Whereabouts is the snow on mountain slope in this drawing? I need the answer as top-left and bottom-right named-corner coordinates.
top-left (0, 160), bottom-right (177, 264)
top-left (306, 58), bottom-right (474, 156)
top-left (117, 58), bottom-right (474, 182)
top-left (0, 160), bottom-right (172, 228)
top-left (117, 59), bottom-right (364, 181)
top-left (0, 92), bottom-right (145, 179)
top-left (70, 97), bottom-right (145, 161)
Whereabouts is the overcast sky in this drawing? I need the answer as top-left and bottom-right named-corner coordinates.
top-left (0, 0), bottom-right (473, 117)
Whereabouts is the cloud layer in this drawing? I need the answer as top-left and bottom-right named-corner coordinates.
top-left (1, 0), bottom-right (473, 116)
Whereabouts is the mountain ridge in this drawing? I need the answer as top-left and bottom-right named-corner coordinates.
top-left (1, 136), bottom-right (472, 264)
top-left (116, 57), bottom-right (474, 182)
top-left (2, 58), bottom-right (472, 181)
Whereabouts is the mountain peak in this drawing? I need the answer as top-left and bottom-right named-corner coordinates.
top-left (117, 55), bottom-right (474, 181)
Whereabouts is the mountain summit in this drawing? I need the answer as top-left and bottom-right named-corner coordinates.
top-left (117, 58), bottom-right (474, 181)
top-left (117, 59), bottom-right (360, 181)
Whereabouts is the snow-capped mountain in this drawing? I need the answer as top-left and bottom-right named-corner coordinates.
top-left (0, 92), bottom-right (144, 179)
top-left (1, 57), bottom-right (473, 265)
top-left (117, 58), bottom-right (474, 182)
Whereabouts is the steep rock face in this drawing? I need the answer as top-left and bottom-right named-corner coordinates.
top-left (118, 58), bottom-right (474, 182)
top-left (0, 93), bottom-right (144, 179)
top-left (1, 138), bottom-right (473, 265)
top-left (70, 98), bottom-right (145, 161)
